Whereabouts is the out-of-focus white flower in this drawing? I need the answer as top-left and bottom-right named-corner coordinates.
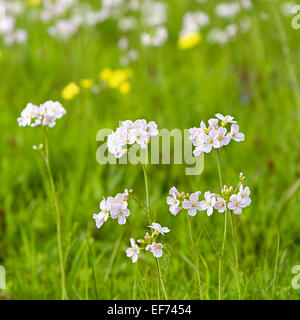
top-left (118, 16), bottom-right (138, 31)
top-left (118, 36), bottom-right (129, 50)
top-left (241, 0), bottom-right (252, 10)
top-left (215, 2), bottom-right (240, 18)
top-left (126, 238), bottom-right (139, 263)
top-left (142, 1), bottom-right (167, 27)
top-left (17, 100), bottom-right (66, 128)
top-left (181, 11), bottom-right (210, 35)
top-left (40, 0), bottom-right (76, 22)
top-left (281, 2), bottom-right (297, 17)
top-left (149, 222), bottom-right (170, 235)
top-left (141, 26), bottom-right (168, 47)
top-left (207, 27), bottom-right (229, 45)
top-left (48, 16), bottom-right (82, 39)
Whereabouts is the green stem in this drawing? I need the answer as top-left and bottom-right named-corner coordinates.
top-left (141, 163), bottom-right (168, 300)
top-left (187, 215), bottom-right (203, 300)
top-left (229, 211), bottom-right (241, 300)
top-left (127, 218), bottom-right (148, 300)
top-left (216, 149), bottom-right (227, 300)
top-left (155, 258), bottom-right (168, 300)
top-left (141, 163), bottom-right (151, 225)
top-left (44, 128), bottom-right (67, 300)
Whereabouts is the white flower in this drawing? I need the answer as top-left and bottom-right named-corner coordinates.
top-left (214, 197), bottom-right (227, 213)
top-left (215, 3), bottom-right (240, 18)
top-left (107, 119), bottom-right (159, 158)
top-left (110, 201), bottom-right (130, 225)
top-left (149, 222), bottom-right (170, 235)
top-left (141, 26), bottom-right (168, 47)
top-left (213, 127), bottom-right (230, 148)
top-left (126, 238), bottom-right (140, 263)
top-left (189, 113), bottom-right (244, 156)
top-left (215, 113), bottom-right (237, 125)
top-left (167, 187), bottom-right (181, 215)
top-left (229, 124), bottom-right (245, 142)
top-left (228, 194), bottom-right (243, 214)
top-left (200, 191), bottom-right (216, 216)
top-left (182, 192), bottom-right (202, 216)
top-left (146, 242), bottom-right (163, 258)
top-left (238, 184), bottom-right (251, 207)
top-left (17, 101), bottom-right (66, 128)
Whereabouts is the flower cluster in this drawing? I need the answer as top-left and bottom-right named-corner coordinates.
top-left (93, 189), bottom-right (130, 228)
top-left (167, 173), bottom-right (251, 217)
top-left (189, 113), bottom-right (244, 157)
top-left (126, 222), bottom-right (170, 263)
top-left (100, 67), bottom-right (132, 94)
top-left (17, 100), bottom-right (66, 128)
top-left (107, 119), bottom-right (159, 158)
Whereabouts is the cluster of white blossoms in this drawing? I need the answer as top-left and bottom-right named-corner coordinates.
top-left (141, 26), bottom-right (168, 47)
top-left (17, 100), bottom-right (66, 128)
top-left (0, 0), bottom-right (28, 46)
top-left (126, 222), bottom-right (170, 263)
top-left (189, 113), bottom-right (245, 157)
top-left (93, 189), bottom-right (130, 228)
top-left (167, 173), bottom-right (251, 217)
top-left (107, 119), bottom-right (159, 158)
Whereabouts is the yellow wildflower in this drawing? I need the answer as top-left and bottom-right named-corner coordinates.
top-left (99, 68), bottom-right (112, 81)
top-left (61, 82), bottom-right (80, 100)
top-left (27, 0), bottom-right (41, 6)
top-left (177, 32), bottom-right (202, 50)
top-left (80, 79), bottom-right (93, 89)
top-left (119, 82), bottom-right (131, 94)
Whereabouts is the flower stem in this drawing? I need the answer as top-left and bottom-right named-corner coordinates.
top-left (127, 218), bottom-right (148, 299)
top-left (229, 211), bottom-right (241, 300)
top-left (141, 163), bottom-right (151, 225)
top-left (216, 149), bottom-right (227, 300)
top-left (141, 162), bottom-right (168, 300)
top-left (155, 258), bottom-right (168, 300)
top-left (44, 128), bottom-right (67, 300)
top-left (187, 215), bottom-right (203, 300)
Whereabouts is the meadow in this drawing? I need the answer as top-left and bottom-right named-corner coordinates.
top-left (0, 0), bottom-right (300, 300)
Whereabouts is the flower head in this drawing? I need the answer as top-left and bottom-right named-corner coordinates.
top-left (200, 191), bottom-right (216, 216)
top-left (149, 222), bottom-right (170, 235)
top-left (107, 119), bottom-right (159, 158)
top-left (17, 101), bottom-right (66, 128)
top-left (126, 238), bottom-right (140, 263)
top-left (182, 192), bottom-right (202, 216)
top-left (146, 242), bottom-right (163, 258)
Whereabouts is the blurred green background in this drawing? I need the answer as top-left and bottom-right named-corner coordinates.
top-left (0, 0), bottom-right (300, 300)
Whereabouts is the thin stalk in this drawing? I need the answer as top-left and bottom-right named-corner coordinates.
top-left (216, 149), bottom-right (227, 300)
top-left (141, 163), bottom-right (168, 300)
top-left (155, 258), bottom-right (168, 300)
top-left (141, 163), bottom-right (151, 225)
top-left (272, 233), bottom-right (280, 298)
top-left (187, 215), bottom-right (203, 300)
top-left (229, 212), bottom-right (241, 300)
top-left (44, 128), bottom-right (67, 300)
top-left (127, 218), bottom-right (148, 300)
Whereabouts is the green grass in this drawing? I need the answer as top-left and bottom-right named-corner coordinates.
top-left (0, 0), bottom-right (300, 300)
